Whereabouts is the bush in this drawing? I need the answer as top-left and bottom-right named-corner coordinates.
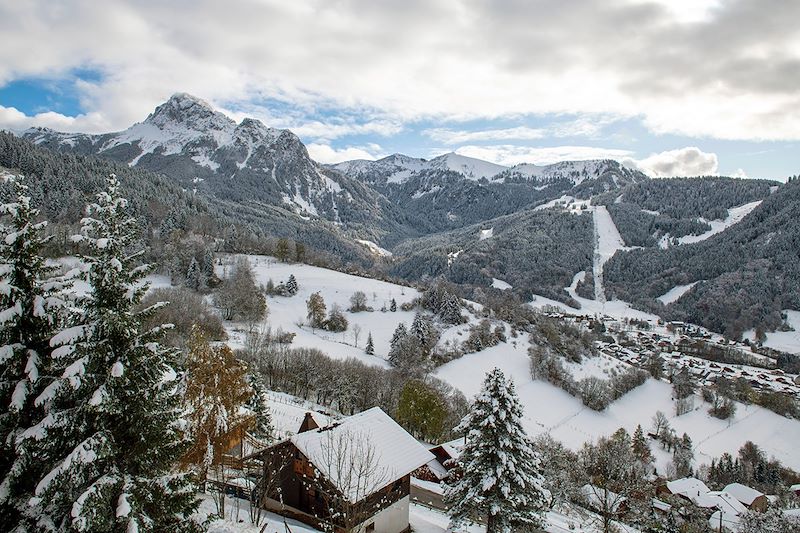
top-left (324, 304), bottom-right (348, 332)
top-left (215, 257), bottom-right (267, 322)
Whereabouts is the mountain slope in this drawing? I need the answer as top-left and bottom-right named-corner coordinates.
top-left (604, 178), bottom-right (800, 337)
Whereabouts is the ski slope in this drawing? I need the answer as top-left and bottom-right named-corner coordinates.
top-left (675, 200), bottom-right (762, 245)
top-left (657, 282), bottom-right (700, 305)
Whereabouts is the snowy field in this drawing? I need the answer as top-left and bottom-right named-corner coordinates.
top-left (210, 254), bottom-right (800, 472)
top-left (657, 282), bottom-right (700, 305)
top-left (745, 310), bottom-right (800, 355)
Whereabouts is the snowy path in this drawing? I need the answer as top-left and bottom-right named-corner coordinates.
top-left (676, 200), bottom-right (762, 245)
top-left (592, 205), bottom-right (628, 302)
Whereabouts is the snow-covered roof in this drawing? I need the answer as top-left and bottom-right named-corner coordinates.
top-left (791, 483), bottom-right (800, 492)
top-left (290, 407), bottom-right (434, 503)
top-left (666, 477), bottom-right (710, 500)
top-left (425, 459), bottom-right (449, 480)
top-left (723, 483), bottom-right (764, 506)
top-left (707, 492), bottom-right (747, 532)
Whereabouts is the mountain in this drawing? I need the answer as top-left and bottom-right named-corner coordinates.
top-left (22, 93), bottom-right (388, 226)
top-left (331, 153), bottom-right (648, 242)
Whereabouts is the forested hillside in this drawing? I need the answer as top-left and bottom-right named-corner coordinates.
top-left (604, 178), bottom-right (800, 337)
top-left (390, 208), bottom-right (594, 304)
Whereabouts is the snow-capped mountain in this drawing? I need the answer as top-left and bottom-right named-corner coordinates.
top-left (22, 93), bottom-right (376, 221)
top-left (331, 152), bottom-right (507, 186)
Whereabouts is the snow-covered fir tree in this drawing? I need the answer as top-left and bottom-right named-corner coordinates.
top-left (389, 298), bottom-right (397, 312)
top-left (0, 179), bottom-right (70, 530)
top-left (285, 274), bottom-right (298, 296)
top-left (18, 176), bottom-right (202, 532)
top-left (185, 257), bottom-right (202, 290)
top-left (365, 332), bottom-right (374, 355)
top-left (245, 373), bottom-right (273, 444)
top-left (444, 368), bottom-right (549, 532)
top-left (631, 424), bottom-right (652, 465)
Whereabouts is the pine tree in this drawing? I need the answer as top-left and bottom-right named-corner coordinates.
top-left (245, 374), bottom-right (273, 444)
top-left (410, 312), bottom-right (436, 352)
top-left (439, 293), bottom-right (463, 324)
top-left (285, 274), bottom-right (298, 296)
top-left (390, 298), bottom-right (397, 312)
top-left (390, 322), bottom-right (407, 349)
top-left (18, 176), bottom-right (202, 532)
top-left (185, 257), bottom-right (201, 290)
top-left (364, 332), bottom-right (374, 355)
top-left (631, 424), bottom-right (652, 464)
top-left (673, 433), bottom-right (694, 478)
top-left (0, 179), bottom-right (70, 530)
top-left (444, 368), bottom-right (549, 532)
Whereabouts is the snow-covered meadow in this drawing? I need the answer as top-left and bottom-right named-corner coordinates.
top-left (215, 255), bottom-right (800, 472)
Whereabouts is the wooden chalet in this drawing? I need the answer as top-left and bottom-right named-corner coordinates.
top-left (253, 407), bottom-right (433, 533)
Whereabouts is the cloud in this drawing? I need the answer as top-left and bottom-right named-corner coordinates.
top-left (0, 104), bottom-right (112, 133)
top-left (306, 143), bottom-right (386, 164)
top-left (0, 0), bottom-right (799, 141)
top-left (628, 147), bottom-right (719, 177)
top-left (449, 145), bottom-right (634, 166)
top-left (425, 126), bottom-right (546, 144)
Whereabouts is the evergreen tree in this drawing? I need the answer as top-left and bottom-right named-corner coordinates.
top-left (444, 368), bottom-right (549, 532)
top-left (185, 257), bottom-right (201, 290)
top-left (390, 322), bottom-right (407, 349)
top-left (0, 180), bottom-right (69, 530)
top-left (201, 249), bottom-right (215, 278)
top-left (673, 433), bottom-right (694, 478)
top-left (364, 332), bottom-right (374, 355)
top-left (285, 274), bottom-right (298, 296)
top-left (294, 242), bottom-right (305, 263)
top-left (245, 374), bottom-right (273, 444)
top-left (439, 293), bottom-right (463, 324)
top-left (18, 176), bottom-right (201, 532)
top-left (631, 424), bottom-right (652, 464)
top-left (390, 298), bottom-right (397, 312)
top-left (410, 312), bottom-right (437, 353)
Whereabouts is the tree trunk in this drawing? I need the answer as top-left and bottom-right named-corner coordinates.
top-left (487, 513), bottom-right (499, 533)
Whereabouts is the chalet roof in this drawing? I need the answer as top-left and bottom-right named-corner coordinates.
top-left (723, 482), bottom-right (764, 506)
top-left (290, 407), bottom-right (434, 503)
top-left (666, 477), bottom-right (710, 500)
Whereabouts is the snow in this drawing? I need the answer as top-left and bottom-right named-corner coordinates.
top-left (290, 407), bottom-right (434, 502)
top-left (723, 483), bottom-right (763, 506)
top-left (656, 282), bottom-right (700, 305)
top-left (355, 239), bottom-right (392, 257)
top-left (411, 477), bottom-right (445, 495)
top-left (266, 391), bottom-right (335, 439)
top-left (593, 205), bottom-right (631, 302)
top-left (491, 278), bottom-right (512, 290)
top-left (219, 255), bottom-right (421, 365)
top-left (534, 195), bottom-right (575, 211)
top-left (430, 152), bottom-right (507, 180)
top-left (111, 361), bottom-right (125, 378)
top-left (435, 337), bottom-right (800, 471)
top-left (676, 200), bottom-right (762, 245)
top-left (116, 493), bottom-right (131, 518)
top-left (744, 310), bottom-right (800, 354)
top-left (478, 227), bottom-right (493, 240)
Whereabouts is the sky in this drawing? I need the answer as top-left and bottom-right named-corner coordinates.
top-left (0, 0), bottom-right (798, 180)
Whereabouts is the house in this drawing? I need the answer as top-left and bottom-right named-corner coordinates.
top-left (253, 407), bottom-right (434, 533)
top-left (791, 483), bottom-right (800, 497)
top-left (707, 491), bottom-right (748, 532)
top-left (413, 441), bottom-right (462, 482)
top-left (723, 482), bottom-right (769, 511)
top-left (657, 477), bottom-right (711, 505)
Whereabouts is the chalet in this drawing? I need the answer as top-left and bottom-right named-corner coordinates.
top-left (791, 483), bottom-right (800, 497)
top-left (723, 483), bottom-right (768, 512)
top-left (414, 441), bottom-right (462, 481)
top-left (254, 407), bottom-right (434, 533)
top-left (656, 477), bottom-right (711, 505)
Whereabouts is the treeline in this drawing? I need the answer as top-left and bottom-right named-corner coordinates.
top-left (390, 207), bottom-right (594, 306)
top-left (238, 333), bottom-right (467, 443)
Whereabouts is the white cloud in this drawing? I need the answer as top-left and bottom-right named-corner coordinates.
top-left (450, 145), bottom-right (634, 166)
top-left (0, 0), bottom-right (798, 141)
top-left (628, 147), bottom-right (719, 177)
top-left (0, 104), bottom-right (113, 134)
top-left (424, 126), bottom-right (546, 144)
top-left (306, 143), bottom-right (386, 164)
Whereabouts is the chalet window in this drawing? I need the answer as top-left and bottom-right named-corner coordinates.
top-left (365, 523), bottom-right (375, 532)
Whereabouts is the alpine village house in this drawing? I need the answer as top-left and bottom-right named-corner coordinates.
top-left (252, 407), bottom-right (434, 533)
